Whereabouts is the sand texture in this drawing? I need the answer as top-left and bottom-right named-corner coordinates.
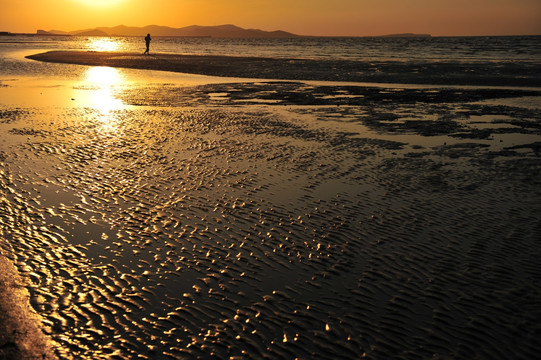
top-left (27, 50), bottom-right (541, 87)
top-left (0, 254), bottom-right (57, 360)
top-left (1, 57), bottom-right (541, 359)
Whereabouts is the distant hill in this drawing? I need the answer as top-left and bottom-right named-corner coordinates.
top-left (36, 29), bottom-right (70, 36)
top-left (40, 24), bottom-right (300, 38)
top-left (75, 29), bottom-right (109, 37)
top-left (36, 26), bottom-right (433, 39)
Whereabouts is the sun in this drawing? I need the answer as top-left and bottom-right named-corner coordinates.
top-left (77, 0), bottom-right (125, 7)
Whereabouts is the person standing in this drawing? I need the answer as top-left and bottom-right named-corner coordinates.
top-left (144, 33), bottom-right (151, 55)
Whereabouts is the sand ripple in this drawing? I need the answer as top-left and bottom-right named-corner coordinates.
top-left (1, 83), bottom-right (541, 359)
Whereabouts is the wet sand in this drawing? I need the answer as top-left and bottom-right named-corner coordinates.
top-left (27, 50), bottom-right (541, 87)
top-left (0, 254), bottom-right (56, 360)
top-left (1, 56), bottom-right (541, 359)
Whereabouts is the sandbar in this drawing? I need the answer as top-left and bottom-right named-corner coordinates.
top-left (27, 50), bottom-right (541, 87)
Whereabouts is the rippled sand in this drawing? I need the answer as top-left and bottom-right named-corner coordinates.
top-left (1, 69), bottom-right (541, 359)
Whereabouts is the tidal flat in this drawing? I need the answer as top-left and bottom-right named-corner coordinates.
top-left (1, 60), bottom-right (541, 359)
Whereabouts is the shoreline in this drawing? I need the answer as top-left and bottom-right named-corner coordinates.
top-left (26, 50), bottom-right (541, 87)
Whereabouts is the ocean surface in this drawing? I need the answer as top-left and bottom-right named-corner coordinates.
top-left (1, 35), bottom-right (541, 359)
top-left (2, 34), bottom-right (541, 62)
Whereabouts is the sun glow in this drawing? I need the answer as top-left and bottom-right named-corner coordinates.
top-left (77, 0), bottom-right (126, 7)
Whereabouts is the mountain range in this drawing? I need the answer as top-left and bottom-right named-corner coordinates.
top-left (37, 24), bottom-right (300, 38)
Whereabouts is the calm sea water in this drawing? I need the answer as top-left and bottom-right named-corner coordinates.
top-left (1, 35), bottom-right (541, 62)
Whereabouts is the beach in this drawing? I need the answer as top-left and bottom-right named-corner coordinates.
top-left (1, 45), bottom-right (541, 359)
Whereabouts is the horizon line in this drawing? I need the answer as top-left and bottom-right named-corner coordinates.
top-left (3, 32), bottom-right (541, 38)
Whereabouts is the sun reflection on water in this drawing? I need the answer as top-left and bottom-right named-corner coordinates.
top-left (80, 67), bottom-right (127, 132)
top-left (86, 38), bottom-right (123, 52)
top-left (85, 66), bottom-right (122, 86)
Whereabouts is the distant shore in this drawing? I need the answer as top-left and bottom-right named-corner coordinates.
top-left (27, 50), bottom-right (541, 87)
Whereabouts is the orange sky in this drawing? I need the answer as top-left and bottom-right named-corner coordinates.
top-left (1, 0), bottom-right (540, 36)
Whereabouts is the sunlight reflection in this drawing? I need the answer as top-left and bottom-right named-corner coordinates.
top-left (81, 67), bottom-right (126, 127)
top-left (85, 66), bottom-right (122, 86)
top-left (86, 38), bottom-right (122, 52)
top-left (88, 88), bottom-right (125, 114)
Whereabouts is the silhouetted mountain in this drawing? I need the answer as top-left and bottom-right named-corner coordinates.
top-left (37, 26), bottom-right (431, 39)
top-left (48, 29), bottom-right (71, 35)
top-left (36, 30), bottom-right (70, 36)
top-left (42, 24), bottom-right (299, 38)
top-left (74, 29), bottom-right (109, 36)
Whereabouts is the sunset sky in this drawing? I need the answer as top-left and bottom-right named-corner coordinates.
top-left (1, 0), bottom-right (540, 36)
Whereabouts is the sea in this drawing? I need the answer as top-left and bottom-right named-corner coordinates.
top-left (2, 34), bottom-right (541, 62)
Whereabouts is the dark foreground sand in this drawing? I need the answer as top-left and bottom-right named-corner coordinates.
top-left (0, 254), bottom-right (56, 360)
top-left (2, 54), bottom-right (541, 359)
top-left (27, 50), bottom-right (541, 87)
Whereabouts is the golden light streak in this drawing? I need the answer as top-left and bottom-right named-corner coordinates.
top-left (82, 67), bottom-right (125, 118)
top-left (86, 38), bottom-right (121, 52)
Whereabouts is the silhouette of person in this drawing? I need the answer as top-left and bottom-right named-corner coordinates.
top-left (144, 33), bottom-right (151, 55)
